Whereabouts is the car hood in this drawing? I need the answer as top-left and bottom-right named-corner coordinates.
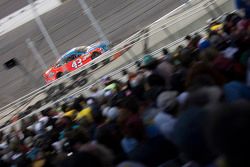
top-left (44, 67), bottom-right (54, 75)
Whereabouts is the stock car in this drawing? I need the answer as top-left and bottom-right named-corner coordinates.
top-left (43, 41), bottom-right (109, 83)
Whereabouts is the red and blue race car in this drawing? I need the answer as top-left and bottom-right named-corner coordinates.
top-left (43, 41), bottom-right (109, 83)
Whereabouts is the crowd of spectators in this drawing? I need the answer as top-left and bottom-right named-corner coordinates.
top-left (0, 4), bottom-right (250, 167)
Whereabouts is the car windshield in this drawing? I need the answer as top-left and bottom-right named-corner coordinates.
top-left (55, 58), bottom-right (64, 67)
top-left (62, 47), bottom-right (86, 59)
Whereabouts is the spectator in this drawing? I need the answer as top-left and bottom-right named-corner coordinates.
top-left (162, 48), bottom-right (172, 62)
top-left (235, 0), bottom-right (250, 19)
top-left (173, 107), bottom-right (216, 166)
top-left (208, 101), bottom-right (250, 167)
top-left (120, 69), bottom-right (129, 84)
top-left (184, 35), bottom-right (192, 48)
top-left (154, 91), bottom-right (178, 140)
top-left (95, 122), bottom-right (125, 164)
top-left (141, 54), bottom-right (173, 89)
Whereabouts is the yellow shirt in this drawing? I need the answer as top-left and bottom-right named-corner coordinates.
top-left (104, 83), bottom-right (117, 91)
top-left (210, 24), bottom-right (223, 32)
top-left (63, 109), bottom-right (76, 119)
top-left (75, 107), bottom-right (93, 122)
top-left (32, 159), bottom-right (45, 167)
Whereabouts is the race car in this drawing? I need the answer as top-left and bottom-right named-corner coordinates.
top-left (43, 41), bottom-right (109, 83)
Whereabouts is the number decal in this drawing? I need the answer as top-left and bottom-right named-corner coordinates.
top-left (76, 58), bottom-right (83, 66)
top-left (72, 61), bottom-right (77, 69)
top-left (72, 58), bottom-right (83, 69)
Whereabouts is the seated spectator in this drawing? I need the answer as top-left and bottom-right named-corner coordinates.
top-left (141, 54), bottom-right (173, 89)
top-left (95, 122), bottom-right (125, 164)
top-left (154, 91), bottom-right (178, 140)
top-left (161, 48), bottom-right (173, 63)
top-left (235, 0), bottom-right (250, 19)
top-left (223, 81), bottom-right (250, 102)
top-left (173, 107), bottom-right (216, 166)
top-left (184, 35), bottom-right (192, 48)
top-left (208, 101), bottom-right (250, 167)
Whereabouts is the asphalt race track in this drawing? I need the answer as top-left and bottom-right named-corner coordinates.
top-left (0, 0), bottom-right (31, 19)
top-left (0, 0), bottom-right (185, 107)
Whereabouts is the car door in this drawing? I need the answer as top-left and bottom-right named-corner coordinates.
top-left (65, 52), bottom-right (91, 71)
top-left (80, 53), bottom-right (92, 66)
top-left (64, 53), bottom-right (79, 71)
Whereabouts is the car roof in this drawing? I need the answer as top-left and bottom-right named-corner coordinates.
top-left (55, 48), bottom-right (76, 63)
top-left (62, 48), bottom-right (77, 58)
top-left (56, 41), bottom-right (107, 63)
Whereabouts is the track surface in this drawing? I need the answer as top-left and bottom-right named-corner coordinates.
top-left (0, 0), bottom-right (184, 107)
top-left (0, 0), bottom-right (30, 19)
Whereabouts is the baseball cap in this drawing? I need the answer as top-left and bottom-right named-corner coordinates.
top-left (142, 54), bottom-right (156, 67)
top-left (157, 91), bottom-right (178, 111)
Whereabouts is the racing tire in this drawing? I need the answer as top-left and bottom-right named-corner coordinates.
top-left (91, 52), bottom-right (101, 59)
top-left (56, 72), bottom-right (64, 79)
top-left (90, 52), bottom-right (101, 70)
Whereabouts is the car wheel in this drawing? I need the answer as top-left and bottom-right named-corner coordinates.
top-left (91, 52), bottom-right (101, 59)
top-left (56, 72), bottom-right (64, 79)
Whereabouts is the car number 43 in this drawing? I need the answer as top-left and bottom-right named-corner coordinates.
top-left (72, 58), bottom-right (83, 69)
